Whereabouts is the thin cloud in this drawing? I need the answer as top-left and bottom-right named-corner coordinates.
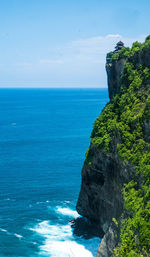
top-left (61, 34), bottom-right (146, 64)
top-left (16, 34), bottom-right (146, 68)
top-left (8, 34), bottom-right (146, 87)
top-left (68, 34), bottom-right (146, 55)
top-left (39, 59), bottom-right (63, 65)
top-left (106, 34), bottom-right (121, 38)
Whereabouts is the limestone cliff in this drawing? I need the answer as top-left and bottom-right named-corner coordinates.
top-left (76, 36), bottom-right (150, 257)
top-left (106, 58), bottom-right (125, 100)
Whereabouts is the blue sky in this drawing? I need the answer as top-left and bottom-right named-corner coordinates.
top-left (0, 0), bottom-right (149, 88)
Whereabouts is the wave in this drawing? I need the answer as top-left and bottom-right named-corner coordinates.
top-left (0, 228), bottom-right (8, 233)
top-left (14, 233), bottom-right (23, 239)
top-left (30, 220), bottom-right (72, 239)
top-left (0, 228), bottom-right (23, 239)
top-left (64, 200), bottom-right (70, 204)
top-left (36, 200), bottom-right (50, 205)
top-left (31, 220), bottom-right (94, 257)
top-left (41, 239), bottom-right (94, 257)
top-left (56, 207), bottom-right (80, 218)
top-left (29, 206), bottom-right (100, 257)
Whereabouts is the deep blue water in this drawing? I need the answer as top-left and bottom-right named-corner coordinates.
top-left (0, 89), bottom-right (108, 257)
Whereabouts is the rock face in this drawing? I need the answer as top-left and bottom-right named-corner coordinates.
top-left (96, 223), bottom-right (119, 257)
top-left (106, 58), bottom-right (125, 100)
top-left (131, 47), bottom-right (150, 69)
top-left (76, 145), bottom-right (135, 234)
top-left (76, 144), bottom-right (136, 257)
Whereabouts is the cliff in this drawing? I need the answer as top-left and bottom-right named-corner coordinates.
top-left (76, 36), bottom-right (150, 257)
top-left (106, 58), bottom-right (125, 99)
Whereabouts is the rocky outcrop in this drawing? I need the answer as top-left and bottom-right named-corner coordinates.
top-left (131, 48), bottom-right (150, 69)
top-left (76, 145), bottom-right (135, 234)
top-left (144, 121), bottom-right (150, 142)
top-left (106, 58), bottom-right (125, 100)
top-left (76, 143), bottom-right (136, 257)
top-left (96, 222), bottom-right (119, 257)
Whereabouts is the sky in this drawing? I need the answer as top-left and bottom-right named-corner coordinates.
top-left (0, 0), bottom-right (149, 88)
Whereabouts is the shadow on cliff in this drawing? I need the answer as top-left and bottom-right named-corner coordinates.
top-left (71, 217), bottom-right (104, 239)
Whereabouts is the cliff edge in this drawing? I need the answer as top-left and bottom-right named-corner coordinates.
top-left (76, 36), bottom-right (150, 257)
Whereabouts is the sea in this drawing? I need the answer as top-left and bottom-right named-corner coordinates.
top-left (0, 88), bottom-right (108, 257)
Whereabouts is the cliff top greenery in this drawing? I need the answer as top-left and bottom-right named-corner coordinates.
top-left (106, 35), bottom-right (150, 62)
top-left (86, 35), bottom-right (150, 256)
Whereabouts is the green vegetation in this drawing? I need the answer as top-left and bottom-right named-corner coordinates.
top-left (85, 147), bottom-right (93, 166)
top-left (106, 37), bottom-right (150, 62)
top-left (86, 36), bottom-right (150, 256)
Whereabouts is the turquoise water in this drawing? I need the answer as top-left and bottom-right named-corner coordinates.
top-left (0, 89), bottom-right (108, 257)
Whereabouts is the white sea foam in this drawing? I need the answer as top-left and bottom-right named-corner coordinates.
top-left (14, 233), bottom-right (23, 239)
top-left (0, 228), bottom-right (7, 233)
top-left (32, 241), bottom-right (37, 245)
top-left (30, 206), bottom-right (100, 257)
top-left (31, 221), bottom-right (72, 239)
top-left (36, 200), bottom-right (49, 205)
top-left (32, 220), bottom-right (94, 257)
top-left (0, 228), bottom-right (23, 239)
top-left (41, 239), bottom-right (94, 257)
top-left (56, 207), bottom-right (80, 218)
top-left (64, 200), bottom-right (71, 204)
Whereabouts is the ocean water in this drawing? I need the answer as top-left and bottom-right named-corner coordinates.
top-left (0, 89), bottom-right (108, 257)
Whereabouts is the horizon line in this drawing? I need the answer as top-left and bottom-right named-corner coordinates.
top-left (0, 86), bottom-right (108, 89)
